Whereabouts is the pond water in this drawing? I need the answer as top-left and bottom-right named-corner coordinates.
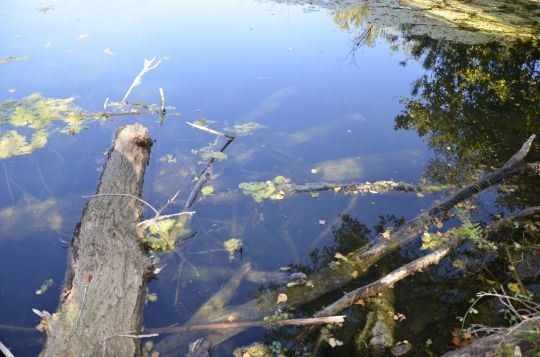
top-left (0, 0), bottom-right (538, 356)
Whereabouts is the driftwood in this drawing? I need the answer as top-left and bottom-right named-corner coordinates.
top-left (157, 135), bottom-right (537, 352)
top-left (41, 124), bottom-right (153, 356)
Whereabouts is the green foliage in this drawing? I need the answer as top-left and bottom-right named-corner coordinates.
top-left (224, 238), bottom-right (243, 260)
top-left (395, 39), bottom-right (539, 194)
top-left (263, 308), bottom-right (291, 324)
top-left (0, 93), bottom-right (87, 158)
top-left (144, 217), bottom-right (191, 253)
top-left (456, 209), bottom-right (496, 251)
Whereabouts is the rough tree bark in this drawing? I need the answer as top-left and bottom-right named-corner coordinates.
top-left (40, 124), bottom-right (153, 357)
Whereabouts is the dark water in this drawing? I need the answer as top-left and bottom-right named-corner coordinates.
top-left (0, 0), bottom-right (538, 356)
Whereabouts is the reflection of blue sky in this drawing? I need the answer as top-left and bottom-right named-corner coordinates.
top-left (1, 0), bottom-right (423, 135)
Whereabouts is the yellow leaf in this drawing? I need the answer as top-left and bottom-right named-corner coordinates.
top-left (354, 299), bottom-right (365, 305)
top-left (351, 270), bottom-right (359, 279)
top-left (382, 230), bottom-right (391, 239)
top-left (507, 283), bottom-right (522, 294)
top-left (333, 186), bottom-right (342, 192)
top-left (276, 293), bottom-right (288, 304)
top-left (227, 315), bottom-right (236, 322)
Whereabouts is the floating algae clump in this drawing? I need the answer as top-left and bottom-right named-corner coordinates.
top-left (233, 343), bottom-right (272, 357)
top-left (0, 93), bottom-right (88, 158)
top-left (224, 238), bottom-right (243, 260)
top-left (239, 176), bottom-right (290, 203)
top-left (225, 121), bottom-right (265, 136)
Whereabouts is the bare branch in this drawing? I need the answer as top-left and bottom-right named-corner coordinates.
top-left (121, 57), bottom-right (162, 103)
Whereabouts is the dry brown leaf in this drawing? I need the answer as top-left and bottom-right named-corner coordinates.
top-left (276, 293), bottom-right (288, 304)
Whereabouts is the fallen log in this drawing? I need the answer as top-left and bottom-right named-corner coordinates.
top-left (40, 124), bottom-right (153, 356)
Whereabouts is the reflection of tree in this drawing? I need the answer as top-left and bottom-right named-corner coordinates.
top-left (395, 38), bottom-right (539, 206)
top-left (304, 214), bottom-right (405, 272)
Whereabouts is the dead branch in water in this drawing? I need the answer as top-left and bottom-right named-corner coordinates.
top-left (291, 180), bottom-right (446, 195)
top-left (156, 135), bottom-right (538, 352)
top-left (0, 341), bottom-right (15, 357)
top-left (147, 315), bottom-right (346, 335)
top-left (316, 239), bottom-right (465, 318)
top-left (184, 124), bottom-right (236, 210)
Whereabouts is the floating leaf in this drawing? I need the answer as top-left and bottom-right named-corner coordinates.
top-left (143, 341), bottom-right (154, 352)
top-left (328, 338), bottom-right (343, 348)
top-left (507, 282), bottom-right (522, 294)
top-left (146, 292), bottom-right (158, 303)
top-left (36, 278), bottom-right (54, 295)
top-left (201, 186), bottom-right (214, 196)
top-left (224, 239), bottom-right (243, 260)
top-left (276, 293), bottom-right (288, 304)
top-left (279, 266), bottom-right (291, 271)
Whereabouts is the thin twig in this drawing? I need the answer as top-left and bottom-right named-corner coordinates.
top-left (137, 211), bottom-right (195, 230)
top-left (177, 250), bottom-right (200, 277)
top-left (0, 341), bottom-right (14, 357)
top-left (157, 190), bottom-right (181, 215)
top-left (122, 57), bottom-right (162, 103)
top-left (186, 122), bottom-right (227, 137)
top-left (159, 88), bottom-right (165, 113)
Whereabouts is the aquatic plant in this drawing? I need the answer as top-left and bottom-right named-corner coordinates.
top-left (238, 176), bottom-right (290, 203)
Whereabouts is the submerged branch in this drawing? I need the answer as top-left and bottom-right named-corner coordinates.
top-left (291, 180), bottom-right (446, 195)
top-left (316, 239), bottom-right (465, 318)
top-left (147, 315), bottom-right (346, 335)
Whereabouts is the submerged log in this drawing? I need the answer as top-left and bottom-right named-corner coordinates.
top-left (41, 124), bottom-right (153, 356)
